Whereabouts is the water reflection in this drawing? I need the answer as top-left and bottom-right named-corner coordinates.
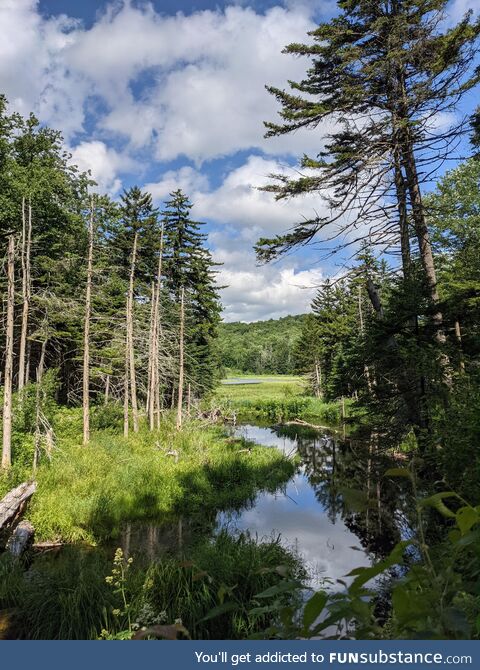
top-left (218, 423), bottom-right (408, 590)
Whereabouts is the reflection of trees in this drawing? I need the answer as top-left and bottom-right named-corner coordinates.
top-left (277, 425), bottom-right (410, 560)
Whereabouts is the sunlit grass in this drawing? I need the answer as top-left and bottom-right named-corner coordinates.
top-left (0, 407), bottom-right (296, 545)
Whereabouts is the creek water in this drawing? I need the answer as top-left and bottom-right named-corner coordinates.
top-left (116, 420), bottom-right (407, 589)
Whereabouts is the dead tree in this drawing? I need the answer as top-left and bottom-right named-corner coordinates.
top-left (176, 287), bottom-right (185, 431)
top-left (83, 197), bottom-right (95, 445)
top-left (18, 198), bottom-right (32, 391)
top-left (126, 231), bottom-right (139, 432)
top-left (2, 235), bottom-right (15, 469)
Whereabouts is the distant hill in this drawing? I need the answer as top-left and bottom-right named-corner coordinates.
top-left (217, 314), bottom-right (307, 375)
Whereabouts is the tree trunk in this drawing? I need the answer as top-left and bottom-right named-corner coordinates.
top-left (314, 359), bottom-right (322, 398)
top-left (2, 235), bottom-right (15, 469)
top-left (176, 287), bottom-right (185, 430)
top-left (126, 231), bottom-right (139, 432)
top-left (83, 197), bottom-right (95, 445)
top-left (18, 198), bottom-right (32, 392)
top-left (104, 374), bottom-right (110, 405)
top-left (454, 319), bottom-right (465, 373)
top-left (123, 362), bottom-right (129, 438)
top-left (147, 281), bottom-right (155, 429)
top-left (150, 226), bottom-right (164, 430)
top-left (33, 338), bottom-right (47, 471)
top-left (392, 146), bottom-right (411, 278)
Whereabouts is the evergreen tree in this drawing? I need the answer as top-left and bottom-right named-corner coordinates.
top-left (162, 190), bottom-right (222, 396)
top-left (257, 0), bottom-right (480, 348)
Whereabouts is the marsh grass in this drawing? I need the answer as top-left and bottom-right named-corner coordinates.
top-left (215, 375), bottom-right (351, 424)
top-left (0, 408), bottom-right (295, 544)
top-left (0, 531), bottom-right (305, 640)
top-left (141, 530), bottom-right (305, 639)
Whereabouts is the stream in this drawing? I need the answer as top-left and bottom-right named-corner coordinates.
top-left (117, 420), bottom-right (408, 589)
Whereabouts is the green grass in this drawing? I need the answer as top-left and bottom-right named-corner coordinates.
top-left (0, 407), bottom-right (296, 544)
top-left (214, 375), bottom-right (352, 425)
top-left (0, 531), bottom-right (305, 640)
top-left (217, 375), bottom-right (305, 402)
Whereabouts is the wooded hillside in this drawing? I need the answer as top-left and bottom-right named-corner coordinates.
top-left (218, 314), bottom-right (307, 374)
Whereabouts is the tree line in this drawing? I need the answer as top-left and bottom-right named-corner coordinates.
top-left (0, 97), bottom-right (221, 469)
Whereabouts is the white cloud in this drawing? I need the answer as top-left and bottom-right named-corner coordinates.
top-left (0, 0), bottom-right (86, 138)
top-left (209, 226), bottom-right (323, 322)
top-left (144, 166), bottom-right (209, 202)
top-left (70, 141), bottom-right (137, 195)
top-left (0, 1), bottom-right (324, 162)
top-left (146, 155), bottom-right (331, 236)
top-left (219, 263), bottom-right (323, 322)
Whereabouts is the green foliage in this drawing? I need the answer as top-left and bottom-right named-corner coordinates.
top-left (141, 531), bottom-right (305, 639)
top-left (18, 408), bottom-right (295, 544)
top-left (241, 477), bottom-right (480, 640)
top-left (214, 375), bottom-right (349, 423)
top-left (218, 315), bottom-right (307, 375)
top-left (0, 532), bottom-right (304, 640)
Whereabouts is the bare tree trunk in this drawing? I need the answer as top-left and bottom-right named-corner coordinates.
top-left (18, 199), bottom-right (32, 391)
top-left (83, 197), bottom-right (95, 445)
top-left (150, 226), bottom-right (164, 430)
top-left (33, 338), bottom-right (47, 471)
top-left (176, 287), bottom-right (185, 431)
top-left (2, 235), bottom-right (15, 469)
top-left (146, 280), bottom-right (155, 428)
top-left (104, 374), bottom-right (110, 405)
top-left (25, 340), bottom-right (31, 386)
top-left (393, 153), bottom-right (411, 277)
top-left (126, 231), bottom-right (139, 432)
top-left (123, 361), bottom-right (129, 438)
top-left (314, 359), bottom-right (322, 398)
top-left (454, 320), bottom-right (465, 373)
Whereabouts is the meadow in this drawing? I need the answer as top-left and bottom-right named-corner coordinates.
top-left (214, 374), bottom-right (353, 425)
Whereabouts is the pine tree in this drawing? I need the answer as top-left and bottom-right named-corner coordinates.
top-left (257, 0), bottom-right (480, 349)
top-left (162, 190), bottom-right (221, 397)
top-left (119, 187), bottom-right (158, 434)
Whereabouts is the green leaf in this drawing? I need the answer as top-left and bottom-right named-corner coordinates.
top-left (456, 506), bottom-right (480, 535)
top-left (255, 580), bottom-right (304, 599)
top-left (200, 601), bottom-right (239, 621)
top-left (348, 540), bottom-right (411, 593)
top-left (456, 529), bottom-right (480, 547)
top-left (419, 492), bottom-right (458, 518)
top-left (302, 591), bottom-right (328, 631)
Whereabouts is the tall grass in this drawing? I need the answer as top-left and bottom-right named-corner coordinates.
top-left (2, 409), bottom-right (295, 544)
top-left (214, 375), bottom-right (353, 425)
top-left (0, 532), bottom-right (305, 640)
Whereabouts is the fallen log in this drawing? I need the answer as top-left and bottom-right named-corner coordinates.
top-left (6, 520), bottom-right (34, 558)
top-left (0, 481), bottom-right (36, 534)
top-left (281, 419), bottom-right (340, 433)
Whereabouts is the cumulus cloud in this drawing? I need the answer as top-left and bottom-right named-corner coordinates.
top-left (0, 1), bottom-right (323, 162)
top-left (69, 140), bottom-right (138, 195)
top-left (208, 227), bottom-right (323, 322)
top-left (147, 155), bottom-right (331, 236)
top-left (219, 263), bottom-right (323, 322)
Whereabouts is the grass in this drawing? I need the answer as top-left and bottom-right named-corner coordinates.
top-left (0, 531), bottom-right (305, 640)
top-left (0, 406), bottom-right (296, 544)
top-left (214, 374), bottom-right (353, 425)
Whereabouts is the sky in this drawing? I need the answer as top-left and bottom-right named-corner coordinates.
top-left (0, 0), bottom-right (477, 322)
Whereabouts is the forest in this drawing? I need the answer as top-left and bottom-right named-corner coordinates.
top-left (0, 0), bottom-right (480, 643)
top-left (218, 315), bottom-right (306, 375)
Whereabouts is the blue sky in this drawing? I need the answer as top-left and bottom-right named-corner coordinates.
top-left (1, 0), bottom-right (477, 321)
